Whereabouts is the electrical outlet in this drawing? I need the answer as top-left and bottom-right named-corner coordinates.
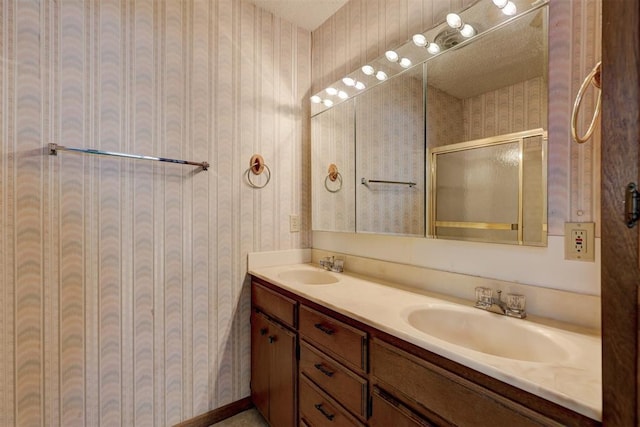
top-left (564, 222), bottom-right (595, 261)
top-left (289, 215), bottom-right (300, 233)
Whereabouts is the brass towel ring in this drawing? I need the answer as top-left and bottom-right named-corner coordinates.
top-left (571, 61), bottom-right (601, 144)
top-left (324, 163), bottom-right (342, 193)
top-left (246, 154), bottom-right (271, 189)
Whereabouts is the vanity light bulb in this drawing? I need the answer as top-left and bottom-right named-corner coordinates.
top-left (375, 71), bottom-right (388, 81)
top-left (412, 34), bottom-right (427, 47)
top-left (460, 24), bottom-right (476, 38)
top-left (361, 65), bottom-right (375, 75)
top-left (446, 13), bottom-right (463, 29)
top-left (385, 50), bottom-right (399, 62)
top-left (310, 95), bottom-right (322, 104)
top-left (342, 77), bottom-right (356, 87)
top-left (326, 87), bottom-right (338, 96)
top-left (427, 43), bottom-right (441, 55)
top-left (399, 57), bottom-right (412, 68)
top-left (354, 81), bottom-right (366, 90)
top-left (338, 90), bottom-right (349, 100)
top-left (492, 0), bottom-right (508, 8)
top-left (322, 99), bottom-right (334, 107)
top-left (502, 1), bottom-right (517, 15)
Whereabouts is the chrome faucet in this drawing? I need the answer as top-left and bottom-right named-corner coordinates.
top-left (474, 287), bottom-right (526, 319)
top-left (319, 255), bottom-right (344, 273)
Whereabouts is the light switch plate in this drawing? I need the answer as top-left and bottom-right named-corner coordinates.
top-left (564, 222), bottom-right (595, 261)
top-left (289, 214), bottom-right (300, 233)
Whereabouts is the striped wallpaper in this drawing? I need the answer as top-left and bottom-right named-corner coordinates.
top-left (1, 0), bottom-right (310, 425)
top-left (312, 0), bottom-right (602, 236)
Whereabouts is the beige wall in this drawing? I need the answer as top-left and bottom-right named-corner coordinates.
top-left (0, 0), bottom-right (310, 425)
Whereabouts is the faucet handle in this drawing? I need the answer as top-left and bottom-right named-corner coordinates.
top-left (319, 255), bottom-right (334, 270)
top-left (505, 293), bottom-right (526, 318)
top-left (331, 257), bottom-right (344, 273)
top-left (474, 287), bottom-right (492, 308)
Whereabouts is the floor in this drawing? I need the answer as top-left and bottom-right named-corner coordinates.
top-left (212, 408), bottom-right (269, 427)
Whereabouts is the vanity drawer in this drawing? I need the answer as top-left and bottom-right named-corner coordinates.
top-left (252, 281), bottom-right (297, 328)
top-left (299, 305), bottom-right (367, 373)
top-left (371, 339), bottom-right (561, 427)
top-left (370, 386), bottom-right (435, 427)
top-left (300, 340), bottom-right (368, 419)
top-left (299, 375), bottom-right (365, 427)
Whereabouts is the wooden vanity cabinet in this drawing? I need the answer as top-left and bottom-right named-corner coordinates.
top-left (251, 282), bottom-right (297, 427)
top-left (250, 276), bottom-right (600, 427)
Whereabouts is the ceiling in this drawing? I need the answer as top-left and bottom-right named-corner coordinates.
top-left (246, 0), bottom-right (349, 31)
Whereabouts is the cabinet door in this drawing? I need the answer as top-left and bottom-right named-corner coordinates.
top-left (251, 311), bottom-right (271, 420)
top-left (268, 319), bottom-right (297, 427)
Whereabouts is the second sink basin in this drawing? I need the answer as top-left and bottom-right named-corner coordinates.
top-left (405, 305), bottom-right (570, 363)
top-left (278, 269), bottom-right (340, 285)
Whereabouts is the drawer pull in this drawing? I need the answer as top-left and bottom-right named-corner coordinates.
top-left (313, 363), bottom-right (335, 377)
top-left (268, 335), bottom-right (276, 344)
top-left (314, 403), bottom-right (335, 421)
top-left (314, 323), bottom-right (335, 335)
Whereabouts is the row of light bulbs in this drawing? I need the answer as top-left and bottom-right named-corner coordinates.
top-left (311, 0), bottom-right (518, 107)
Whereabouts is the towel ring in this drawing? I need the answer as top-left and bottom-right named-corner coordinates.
top-left (247, 154), bottom-right (271, 189)
top-left (571, 61), bottom-right (601, 144)
top-left (325, 163), bottom-right (342, 193)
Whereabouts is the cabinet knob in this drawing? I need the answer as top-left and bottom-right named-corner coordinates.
top-left (260, 328), bottom-right (268, 336)
top-left (268, 335), bottom-right (276, 344)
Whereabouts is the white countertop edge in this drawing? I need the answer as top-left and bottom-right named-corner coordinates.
top-left (249, 263), bottom-right (602, 422)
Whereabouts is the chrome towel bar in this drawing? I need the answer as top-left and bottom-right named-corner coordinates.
top-left (361, 177), bottom-right (416, 187)
top-left (48, 143), bottom-right (209, 171)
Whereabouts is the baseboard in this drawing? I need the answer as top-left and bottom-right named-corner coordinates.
top-left (173, 396), bottom-right (253, 427)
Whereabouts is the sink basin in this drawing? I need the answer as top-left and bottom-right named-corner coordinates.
top-left (405, 306), bottom-right (569, 363)
top-left (278, 269), bottom-right (340, 285)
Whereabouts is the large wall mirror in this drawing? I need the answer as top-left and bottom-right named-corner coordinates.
top-left (310, 0), bottom-right (549, 246)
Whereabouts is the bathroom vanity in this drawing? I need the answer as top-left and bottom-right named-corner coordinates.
top-left (249, 264), bottom-right (601, 427)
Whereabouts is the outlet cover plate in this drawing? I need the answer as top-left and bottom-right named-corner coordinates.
top-left (564, 222), bottom-right (595, 262)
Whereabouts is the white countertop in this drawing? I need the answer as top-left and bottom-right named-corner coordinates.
top-left (249, 263), bottom-right (602, 421)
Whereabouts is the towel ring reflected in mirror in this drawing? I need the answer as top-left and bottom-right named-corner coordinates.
top-left (246, 154), bottom-right (271, 189)
top-left (325, 163), bottom-right (342, 193)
